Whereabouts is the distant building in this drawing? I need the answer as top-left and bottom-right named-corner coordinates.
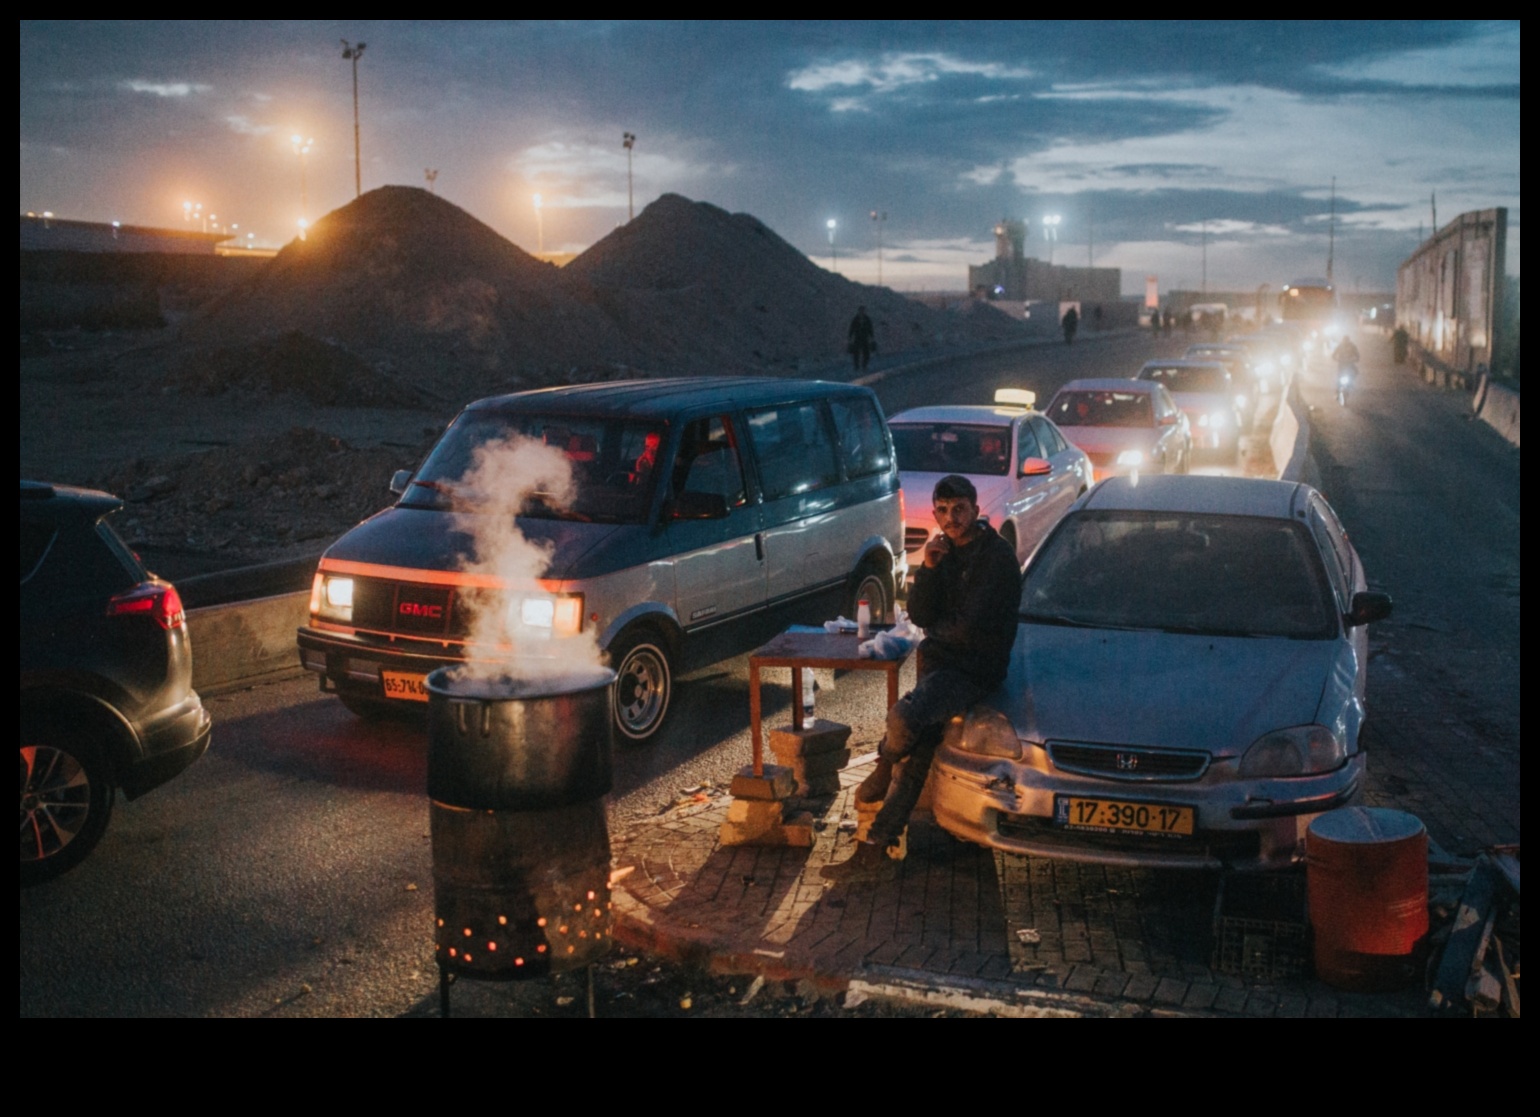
top-left (968, 217), bottom-right (1120, 308)
top-left (20, 214), bottom-right (233, 256)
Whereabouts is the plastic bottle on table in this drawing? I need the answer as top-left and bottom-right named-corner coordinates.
top-left (801, 669), bottom-right (815, 719)
top-left (856, 598), bottom-right (871, 639)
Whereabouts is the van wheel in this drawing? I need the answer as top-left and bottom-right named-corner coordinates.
top-left (849, 564), bottom-right (894, 625)
top-left (609, 633), bottom-right (673, 744)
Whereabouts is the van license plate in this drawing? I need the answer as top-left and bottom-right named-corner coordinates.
top-left (1055, 796), bottom-right (1193, 837)
top-left (382, 671), bottom-right (430, 702)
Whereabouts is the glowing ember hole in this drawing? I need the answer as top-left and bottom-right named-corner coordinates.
top-left (488, 942), bottom-right (498, 951)
top-left (587, 891), bottom-right (596, 900)
top-left (436, 918), bottom-right (444, 927)
top-left (559, 925), bottom-right (569, 934)
top-left (574, 903), bottom-right (583, 912)
top-left (463, 927), bottom-right (473, 937)
top-left (515, 957), bottom-right (525, 966)
top-left (567, 946), bottom-right (576, 955)
top-left (498, 915), bottom-right (508, 925)
top-left (579, 931), bottom-right (588, 939)
top-left (592, 909), bottom-right (601, 918)
top-left (449, 948), bottom-right (458, 958)
top-left (537, 917), bottom-right (547, 928)
top-left (465, 953), bottom-right (473, 963)
top-left (537, 944), bottom-right (547, 953)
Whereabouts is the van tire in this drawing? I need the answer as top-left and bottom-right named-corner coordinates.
top-left (849, 563), bottom-right (894, 626)
top-left (609, 632), bottom-right (673, 744)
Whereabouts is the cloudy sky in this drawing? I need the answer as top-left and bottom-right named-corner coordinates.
top-left (19, 20), bottom-right (1520, 295)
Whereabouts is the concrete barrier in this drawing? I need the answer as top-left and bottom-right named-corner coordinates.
top-left (187, 590), bottom-right (310, 695)
top-left (1476, 379), bottom-right (1520, 448)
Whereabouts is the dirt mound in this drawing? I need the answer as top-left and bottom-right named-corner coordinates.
top-left (565, 194), bottom-right (1027, 371)
top-left (95, 425), bottom-right (440, 571)
top-left (166, 331), bottom-right (423, 408)
top-left (186, 186), bottom-right (643, 396)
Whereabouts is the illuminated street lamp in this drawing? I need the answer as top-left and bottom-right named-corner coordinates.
top-left (340, 39), bottom-right (367, 198)
top-left (623, 132), bottom-right (636, 222)
top-left (870, 210), bottom-right (887, 286)
top-left (182, 200), bottom-right (205, 232)
top-left (533, 193), bottom-right (544, 254)
top-left (1042, 214), bottom-right (1062, 265)
top-left (827, 218), bottom-right (838, 271)
top-left (291, 134), bottom-right (314, 224)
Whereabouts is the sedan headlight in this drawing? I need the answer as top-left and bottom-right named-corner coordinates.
top-left (1239, 725), bottom-right (1345, 777)
top-left (311, 574), bottom-right (355, 622)
top-left (1116, 449), bottom-right (1145, 467)
top-left (514, 593), bottom-right (585, 637)
top-left (947, 706), bottom-right (1023, 759)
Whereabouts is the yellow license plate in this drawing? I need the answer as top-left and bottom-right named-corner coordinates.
top-left (381, 670), bottom-right (430, 702)
top-left (1055, 796), bottom-right (1194, 838)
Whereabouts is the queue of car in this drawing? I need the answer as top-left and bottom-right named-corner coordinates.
top-left (26, 321), bottom-right (1384, 886)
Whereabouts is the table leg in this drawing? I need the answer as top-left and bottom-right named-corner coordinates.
top-left (792, 666), bottom-right (805, 734)
top-left (750, 662), bottom-right (763, 777)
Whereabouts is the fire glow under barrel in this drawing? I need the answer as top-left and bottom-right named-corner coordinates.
top-left (426, 666), bottom-right (616, 1013)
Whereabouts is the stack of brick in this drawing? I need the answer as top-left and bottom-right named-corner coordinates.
top-left (767, 719), bottom-right (852, 797)
top-left (718, 763), bottom-right (814, 847)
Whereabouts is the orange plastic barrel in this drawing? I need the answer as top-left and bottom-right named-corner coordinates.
top-left (1306, 807), bottom-right (1429, 991)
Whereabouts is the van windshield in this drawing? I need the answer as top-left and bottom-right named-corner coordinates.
top-left (401, 411), bottom-right (667, 524)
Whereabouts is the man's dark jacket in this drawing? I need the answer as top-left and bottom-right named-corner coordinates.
top-left (906, 521), bottom-right (1021, 688)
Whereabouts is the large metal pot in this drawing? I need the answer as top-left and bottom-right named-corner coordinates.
top-left (426, 665), bottom-right (615, 810)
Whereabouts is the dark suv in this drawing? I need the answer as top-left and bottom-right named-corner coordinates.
top-left (20, 481), bottom-right (212, 885)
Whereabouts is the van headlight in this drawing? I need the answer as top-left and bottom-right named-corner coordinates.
top-left (1239, 725), bottom-right (1345, 777)
top-left (311, 573), bottom-right (355, 622)
top-left (948, 706), bottom-right (1022, 760)
top-left (1116, 449), bottom-right (1145, 467)
top-left (515, 593), bottom-right (585, 637)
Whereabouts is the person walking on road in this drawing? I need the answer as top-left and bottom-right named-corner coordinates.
top-left (824, 474), bottom-right (1021, 882)
top-left (847, 305), bottom-right (876, 372)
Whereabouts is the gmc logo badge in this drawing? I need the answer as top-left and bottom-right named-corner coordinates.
top-left (400, 602), bottom-right (444, 619)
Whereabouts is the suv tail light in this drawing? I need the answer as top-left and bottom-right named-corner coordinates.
top-left (107, 582), bottom-right (187, 631)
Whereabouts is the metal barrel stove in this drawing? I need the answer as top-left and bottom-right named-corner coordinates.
top-left (426, 665), bottom-right (616, 1015)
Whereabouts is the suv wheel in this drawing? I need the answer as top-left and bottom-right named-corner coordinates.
top-left (610, 633), bottom-right (673, 743)
top-left (20, 730), bottom-right (114, 887)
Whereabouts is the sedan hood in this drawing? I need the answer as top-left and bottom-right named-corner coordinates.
top-left (990, 623), bottom-right (1344, 757)
top-left (322, 506), bottom-right (621, 581)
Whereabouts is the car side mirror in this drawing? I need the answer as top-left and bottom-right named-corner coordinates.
top-left (1019, 457), bottom-right (1052, 477)
top-left (1345, 590), bottom-right (1393, 627)
top-left (389, 469), bottom-right (413, 496)
top-left (671, 491), bottom-right (729, 520)
top-left (1159, 413), bottom-right (1179, 426)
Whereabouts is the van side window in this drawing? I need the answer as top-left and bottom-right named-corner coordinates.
top-left (745, 403), bottom-right (840, 501)
top-left (671, 416), bottom-right (747, 508)
top-left (829, 396), bottom-right (890, 479)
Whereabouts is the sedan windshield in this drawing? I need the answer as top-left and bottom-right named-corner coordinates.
top-left (1020, 511), bottom-right (1337, 639)
top-left (1140, 365), bottom-right (1229, 393)
top-left (891, 422), bottom-right (1011, 476)
top-left (1046, 390), bottom-right (1153, 429)
top-left (401, 411), bottom-right (667, 524)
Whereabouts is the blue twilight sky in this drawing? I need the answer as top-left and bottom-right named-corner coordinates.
top-left (19, 20), bottom-right (1520, 295)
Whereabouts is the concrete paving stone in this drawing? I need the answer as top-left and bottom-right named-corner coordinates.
top-left (943, 951), bottom-right (993, 978)
top-left (1063, 942), bottom-right (1093, 964)
top-left (865, 937), bottom-right (915, 967)
top-left (892, 941), bottom-right (939, 972)
top-left (1213, 985), bottom-right (1252, 1015)
top-left (1122, 959), bottom-right (1152, 976)
top-left (1093, 971), bottom-right (1132, 998)
top-left (1122, 973), bottom-right (1160, 1001)
top-left (1033, 968), bottom-right (1067, 989)
top-left (1275, 993), bottom-right (1308, 1018)
top-left (979, 954), bottom-right (1014, 982)
top-left (1064, 966), bottom-right (1101, 993)
top-left (1153, 977), bottom-right (1190, 1005)
top-left (1182, 984), bottom-right (1220, 1010)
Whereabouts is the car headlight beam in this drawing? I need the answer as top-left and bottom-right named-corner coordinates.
top-left (312, 574), bottom-right (355, 622)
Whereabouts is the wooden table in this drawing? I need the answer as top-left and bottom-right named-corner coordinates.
top-left (747, 630), bottom-right (912, 777)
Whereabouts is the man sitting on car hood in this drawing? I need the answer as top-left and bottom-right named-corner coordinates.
top-left (826, 473), bottom-right (1022, 880)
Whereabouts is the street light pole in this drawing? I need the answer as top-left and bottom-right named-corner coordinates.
top-left (292, 135), bottom-right (313, 224)
top-left (870, 210), bottom-right (886, 286)
top-left (827, 218), bottom-right (837, 271)
top-left (1043, 214), bottom-right (1061, 265)
top-left (533, 194), bottom-right (544, 255)
top-left (340, 40), bottom-right (366, 199)
top-left (623, 132), bottom-right (636, 222)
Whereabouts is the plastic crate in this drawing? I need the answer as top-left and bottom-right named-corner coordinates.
top-left (1212, 871), bottom-right (1309, 982)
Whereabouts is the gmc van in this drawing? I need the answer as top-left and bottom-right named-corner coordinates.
top-left (298, 378), bottom-right (905, 742)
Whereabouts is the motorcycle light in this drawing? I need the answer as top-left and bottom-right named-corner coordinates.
top-left (1239, 725), bottom-right (1345, 777)
top-left (1116, 449), bottom-right (1145, 467)
top-left (949, 706), bottom-right (1023, 760)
